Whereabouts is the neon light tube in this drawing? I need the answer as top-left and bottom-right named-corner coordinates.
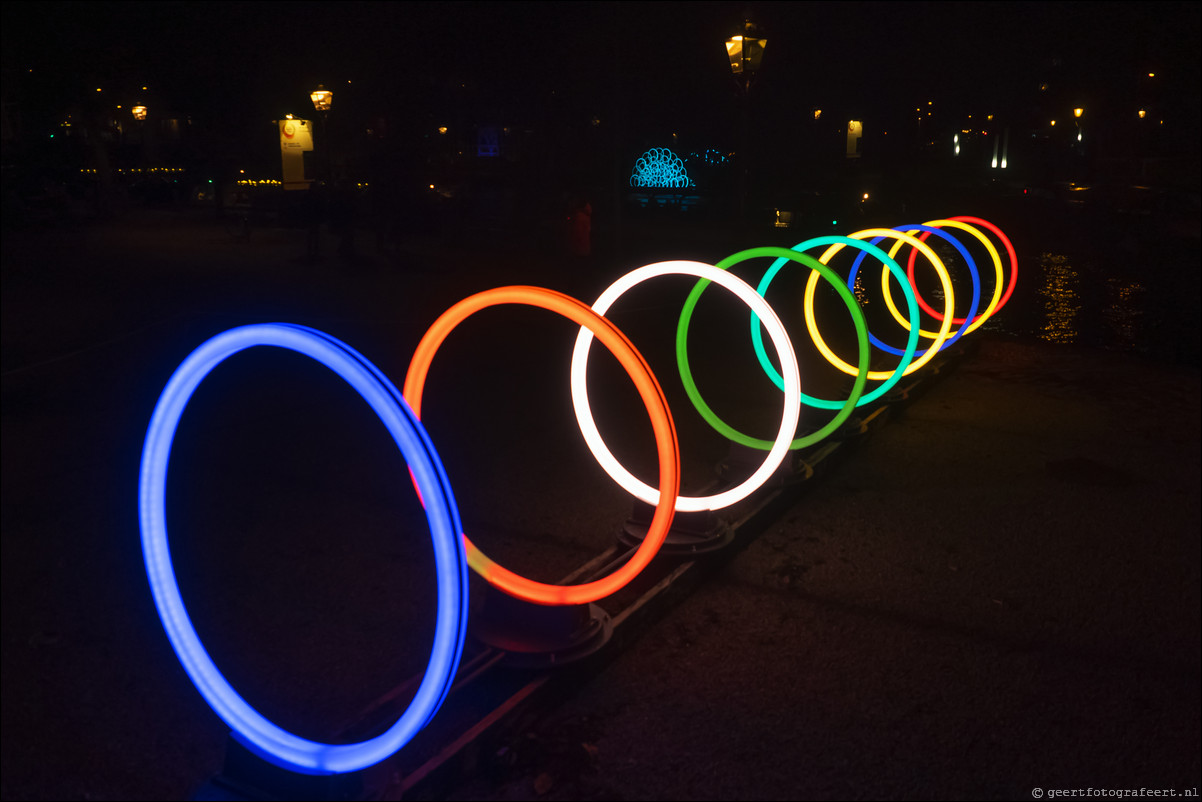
top-left (139, 323), bottom-right (469, 775)
top-left (894, 217), bottom-right (1016, 334)
top-left (572, 263), bottom-right (798, 512)
top-left (746, 238), bottom-right (920, 410)
top-left (674, 247), bottom-right (869, 448)
top-left (949, 215), bottom-right (1018, 323)
top-left (404, 286), bottom-right (680, 606)
top-left (808, 229), bottom-right (955, 378)
top-left (574, 261), bottom-right (801, 511)
top-left (897, 219), bottom-right (1003, 333)
top-left (850, 224), bottom-right (981, 355)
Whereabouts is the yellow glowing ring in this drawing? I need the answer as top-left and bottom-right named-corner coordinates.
top-left (403, 286), bottom-right (680, 606)
top-left (807, 229), bottom-right (955, 379)
top-left (883, 218), bottom-right (1005, 337)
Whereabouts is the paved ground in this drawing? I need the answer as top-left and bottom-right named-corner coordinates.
top-left (449, 335), bottom-right (1201, 801)
top-left (2, 202), bottom-right (1199, 801)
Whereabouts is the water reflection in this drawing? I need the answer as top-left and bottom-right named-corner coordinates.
top-left (1101, 277), bottom-right (1147, 353)
top-left (852, 269), bottom-right (868, 305)
top-left (808, 237), bottom-right (1181, 366)
top-left (1037, 253), bottom-right (1082, 344)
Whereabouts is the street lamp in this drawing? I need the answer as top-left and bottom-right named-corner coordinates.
top-left (310, 84), bottom-right (333, 114)
top-left (724, 20), bottom-right (766, 223)
top-left (725, 20), bottom-right (766, 94)
top-left (131, 105), bottom-right (150, 167)
top-left (310, 84), bottom-right (333, 181)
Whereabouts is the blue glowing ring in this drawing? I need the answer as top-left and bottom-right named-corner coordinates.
top-left (847, 224), bottom-right (981, 355)
top-left (138, 323), bottom-right (469, 775)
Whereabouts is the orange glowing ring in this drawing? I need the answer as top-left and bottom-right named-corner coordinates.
top-left (403, 286), bottom-right (680, 606)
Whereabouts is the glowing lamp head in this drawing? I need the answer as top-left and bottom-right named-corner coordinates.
top-left (725, 20), bottom-right (766, 76)
top-left (1073, 107), bottom-right (1084, 118)
top-left (310, 84), bottom-right (333, 112)
top-left (132, 105), bottom-right (148, 121)
top-left (1138, 109), bottom-right (1147, 119)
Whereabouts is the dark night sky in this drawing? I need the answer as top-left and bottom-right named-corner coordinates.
top-left (3, 1), bottom-right (1199, 163)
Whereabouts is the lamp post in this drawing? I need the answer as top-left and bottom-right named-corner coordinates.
top-left (1071, 106), bottom-right (1086, 181)
top-left (304, 85), bottom-right (334, 262)
top-left (725, 20), bottom-right (766, 223)
top-left (310, 84), bottom-right (333, 182)
top-left (131, 104), bottom-right (151, 169)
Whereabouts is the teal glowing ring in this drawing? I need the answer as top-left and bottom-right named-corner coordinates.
top-left (675, 247), bottom-right (868, 451)
top-left (139, 323), bottom-right (469, 775)
top-left (751, 237), bottom-right (920, 409)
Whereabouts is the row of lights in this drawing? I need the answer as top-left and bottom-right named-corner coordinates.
top-left (79, 167), bottom-right (186, 174)
top-left (80, 61), bottom-right (1168, 133)
top-left (231, 178), bottom-right (371, 190)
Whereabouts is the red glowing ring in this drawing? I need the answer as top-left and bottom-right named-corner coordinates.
top-left (402, 286), bottom-right (680, 606)
top-left (904, 216), bottom-right (1018, 326)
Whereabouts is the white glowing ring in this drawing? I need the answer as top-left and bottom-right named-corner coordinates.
top-left (571, 261), bottom-right (801, 512)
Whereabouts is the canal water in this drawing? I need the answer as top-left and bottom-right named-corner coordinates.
top-left (961, 190), bottom-right (1201, 369)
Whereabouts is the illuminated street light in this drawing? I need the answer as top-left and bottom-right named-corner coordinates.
top-left (132, 105), bottom-right (148, 121)
top-left (1073, 107), bottom-right (1084, 118)
top-left (310, 84), bottom-right (334, 182)
top-left (725, 20), bottom-right (766, 85)
top-left (310, 84), bottom-right (333, 113)
top-left (725, 20), bottom-right (766, 224)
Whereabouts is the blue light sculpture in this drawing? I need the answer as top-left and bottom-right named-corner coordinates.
top-left (630, 147), bottom-right (695, 188)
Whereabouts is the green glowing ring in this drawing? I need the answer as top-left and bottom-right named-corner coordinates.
top-left (752, 236), bottom-right (921, 408)
top-left (676, 246), bottom-right (869, 451)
